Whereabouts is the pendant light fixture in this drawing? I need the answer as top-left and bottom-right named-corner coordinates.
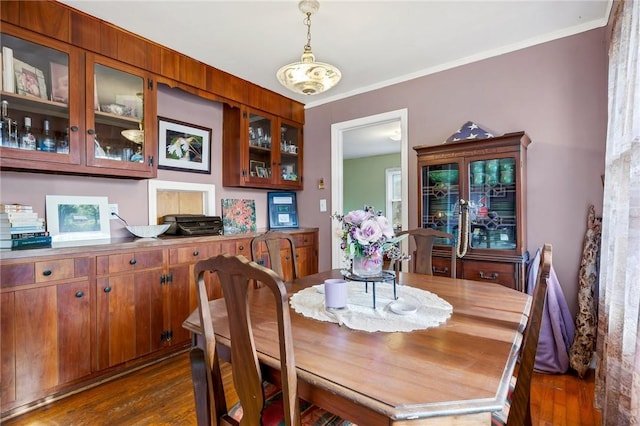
top-left (276, 0), bottom-right (341, 95)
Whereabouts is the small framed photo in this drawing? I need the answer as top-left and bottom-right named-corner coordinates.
top-left (250, 160), bottom-right (265, 175)
top-left (14, 58), bottom-right (47, 100)
top-left (45, 195), bottom-right (111, 243)
top-left (50, 62), bottom-right (69, 104)
top-left (255, 166), bottom-right (267, 178)
top-left (158, 117), bottom-right (211, 174)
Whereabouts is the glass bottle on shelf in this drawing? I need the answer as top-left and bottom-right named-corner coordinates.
top-left (39, 119), bottom-right (56, 152)
top-left (20, 116), bottom-right (36, 150)
top-left (1, 100), bottom-right (18, 148)
top-left (56, 128), bottom-right (70, 154)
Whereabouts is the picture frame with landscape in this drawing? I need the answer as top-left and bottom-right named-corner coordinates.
top-left (45, 195), bottom-right (111, 243)
top-left (158, 117), bottom-right (211, 173)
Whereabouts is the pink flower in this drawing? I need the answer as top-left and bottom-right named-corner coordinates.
top-left (354, 218), bottom-right (383, 245)
top-left (375, 215), bottom-right (395, 238)
top-left (343, 209), bottom-right (369, 225)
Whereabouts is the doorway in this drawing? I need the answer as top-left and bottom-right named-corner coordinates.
top-left (330, 109), bottom-right (409, 268)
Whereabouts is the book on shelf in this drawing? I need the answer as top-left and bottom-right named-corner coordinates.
top-left (0, 235), bottom-right (52, 250)
top-left (4, 231), bottom-right (49, 240)
top-left (2, 46), bottom-right (14, 93)
top-left (0, 218), bottom-right (45, 227)
top-left (0, 211), bottom-right (39, 220)
top-left (0, 204), bottom-right (33, 212)
top-left (0, 224), bottom-right (47, 233)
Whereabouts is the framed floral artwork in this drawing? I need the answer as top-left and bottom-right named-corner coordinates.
top-left (221, 199), bottom-right (256, 235)
top-left (158, 117), bottom-right (211, 173)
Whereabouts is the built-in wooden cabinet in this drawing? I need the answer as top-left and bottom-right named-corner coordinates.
top-left (0, 229), bottom-right (317, 419)
top-left (223, 105), bottom-right (304, 190)
top-left (414, 132), bottom-right (531, 291)
top-left (0, 256), bottom-right (92, 412)
top-left (0, 24), bottom-right (157, 178)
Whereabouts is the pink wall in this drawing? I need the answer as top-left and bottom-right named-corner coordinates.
top-left (301, 28), bottom-right (608, 316)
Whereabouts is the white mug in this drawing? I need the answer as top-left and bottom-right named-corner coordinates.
top-left (324, 279), bottom-right (347, 309)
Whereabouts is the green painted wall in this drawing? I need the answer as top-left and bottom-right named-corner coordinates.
top-left (343, 153), bottom-right (400, 215)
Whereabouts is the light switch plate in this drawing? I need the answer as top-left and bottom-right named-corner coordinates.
top-left (319, 199), bottom-right (327, 212)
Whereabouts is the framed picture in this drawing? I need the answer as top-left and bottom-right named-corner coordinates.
top-left (249, 160), bottom-right (264, 176)
top-left (255, 166), bottom-right (267, 178)
top-left (158, 117), bottom-right (211, 173)
top-left (221, 199), bottom-right (256, 235)
top-left (50, 62), bottom-right (69, 104)
top-left (45, 195), bottom-right (111, 243)
top-left (14, 58), bottom-right (47, 100)
top-left (267, 191), bottom-right (299, 229)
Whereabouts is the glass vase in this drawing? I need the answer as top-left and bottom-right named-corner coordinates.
top-left (352, 248), bottom-right (383, 277)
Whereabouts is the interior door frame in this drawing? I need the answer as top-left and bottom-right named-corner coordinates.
top-left (330, 108), bottom-right (409, 269)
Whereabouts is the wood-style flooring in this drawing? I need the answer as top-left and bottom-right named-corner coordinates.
top-left (3, 351), bottom-right (601, 425)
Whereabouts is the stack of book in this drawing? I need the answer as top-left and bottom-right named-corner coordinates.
top-left (0, 203), bottom-right (51, 250)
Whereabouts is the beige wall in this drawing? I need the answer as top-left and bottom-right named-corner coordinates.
top-left (300, 28), bottom-right (608, 317)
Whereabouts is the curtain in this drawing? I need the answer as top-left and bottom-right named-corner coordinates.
top-left (595, 0), bottom-right (640, 424)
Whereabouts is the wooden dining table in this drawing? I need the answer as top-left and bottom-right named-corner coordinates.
top-left (182, 269), bottom-right (531, 425)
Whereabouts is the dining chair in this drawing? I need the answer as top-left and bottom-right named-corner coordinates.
top-left (491, 243), bottom-right (551, 426)
top-left (189, 254), bottom-right (353, 426)
top-left (251, 231), bottom-right (298, 283)
top-left (395, 228), bottom-right (456, 277)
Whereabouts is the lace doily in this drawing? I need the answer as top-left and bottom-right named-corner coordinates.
top-left (290, 281), bottom-right (453, 333)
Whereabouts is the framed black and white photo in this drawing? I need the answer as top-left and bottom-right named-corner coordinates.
top-left (158, 117), bottom-right (211, 173)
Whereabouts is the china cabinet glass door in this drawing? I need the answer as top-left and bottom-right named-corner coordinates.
top-left (279, 121), bottom-right (300, 184)
top-left (0, 32), bottom-right (79, 164)
top-left (421, 162), bottom-right (460, 245)
top-left (467, 157), bottom-right (518, 249)
top-left (247, 112), bottom-right (273, 181)
top-left (86, 58), bottom-right (147, 168)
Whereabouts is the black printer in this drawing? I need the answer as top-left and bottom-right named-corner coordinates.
top-left (162, 214), bottom-right (223, 236)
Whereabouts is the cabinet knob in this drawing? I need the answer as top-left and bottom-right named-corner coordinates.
top-left (303, 238), bottom-right (308, 243)
top-left (42, 269), bottom-right (52, 276)
top-left (478, 271), bottom-right (499, 281)
top-left (75, 291), bottom-right (84, 298)
top-left (239, 245), bottom-right (244, 250)
top-left (130, 258), bottom-right (137, 265)
top-left (104, 286), bottom-right (111, 293)
top-left (87, 129), bottom-right (96, 135)
top-left (193, 250), bottom-right (199, 256)
top-left (70, 126), bottom-right (79, 132)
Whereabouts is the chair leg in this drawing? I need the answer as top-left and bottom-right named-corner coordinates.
top-left (189, 348), bottom-right (212, 426)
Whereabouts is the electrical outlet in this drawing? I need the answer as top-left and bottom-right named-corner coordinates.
top-left (109, 204), bottom-right (119, 219)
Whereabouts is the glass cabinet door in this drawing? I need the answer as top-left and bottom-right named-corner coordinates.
top-left (420, 162), bottom-right (460, 244)
top-left (0, 32), bottom-right (79, 164)
top-left (247, 112), bottom-right (273, 181)
top-left (467, 157), bottom-right (518, 249)
top-left (87, 61), bottom-right (146, 166)
top-left (279, 121), bottom-right (300, 184)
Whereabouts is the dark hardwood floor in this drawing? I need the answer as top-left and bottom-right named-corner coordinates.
top-left (3, 351), bottom-right (601, 425)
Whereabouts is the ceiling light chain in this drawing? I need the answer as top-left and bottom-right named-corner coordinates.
top-left (276, 0), bottom-right (341, 96)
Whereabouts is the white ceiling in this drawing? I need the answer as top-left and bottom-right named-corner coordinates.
top-left (59, 0), bottom-right (611, 158)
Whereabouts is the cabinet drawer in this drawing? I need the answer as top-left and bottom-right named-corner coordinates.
top-left (461, 260), bottom-right (516, 289)
top-left (169, 244), bottom-right (213, 264)
top-left (431, 256), bottom-right (456, 277)
top-left (0, 263), bottom-right (35, 287)
top-left (35, 259), bottom-right (75, 283)
top-left (97, 249), bottom-right (164, 275)
top-left (293, 233), bottom-right (314, 248)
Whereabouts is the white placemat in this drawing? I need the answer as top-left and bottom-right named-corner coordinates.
top-left (290, 281), bottom-right (453, 332)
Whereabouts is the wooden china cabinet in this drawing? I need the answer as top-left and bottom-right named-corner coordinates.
top-left (0, 24), bottom-right (157, 179)
top-left (414, 132), bottom-right (531, 291)
top-left (223, 104), bottom-right (303, 190)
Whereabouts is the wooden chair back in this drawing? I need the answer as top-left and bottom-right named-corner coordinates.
top-left (507, 243), bottom-right (551, 425)
top-left (395, 228), bottom-right (456, 277)
top-left (193, 254), bottom-right (300, 426)
top-left (251, 231), bottom-right (298, 282)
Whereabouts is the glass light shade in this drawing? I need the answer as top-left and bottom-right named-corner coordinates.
top-left (277, 49), bottom-right (341, 95)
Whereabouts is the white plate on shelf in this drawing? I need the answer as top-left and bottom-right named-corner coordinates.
top-left (389, 301), bottom-right (417, 315)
